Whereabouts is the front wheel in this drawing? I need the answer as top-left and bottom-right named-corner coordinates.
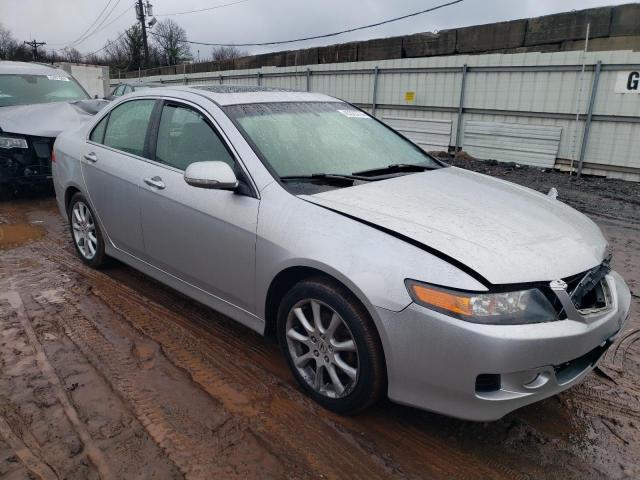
top-left (277, 278), bottom-right (386, 414)
top-left (68, 192), bottom-right (108, 268)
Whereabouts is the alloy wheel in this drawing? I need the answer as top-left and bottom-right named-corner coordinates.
top-left (285, 299), bottom-right (359, 398)
top-left (71, 201), bottom-right (98, 260)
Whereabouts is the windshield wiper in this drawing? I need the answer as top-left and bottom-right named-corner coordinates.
top-left (280, 173), bottom-right (373, 183)
top-left (352, 163), bottom-right (439, 178)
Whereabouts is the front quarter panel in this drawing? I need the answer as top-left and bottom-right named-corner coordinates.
top-left (52, 124), bottom-right (91, 217)
top-left (255, 182), bottom-right (487, 317)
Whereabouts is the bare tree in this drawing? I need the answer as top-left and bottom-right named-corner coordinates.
top-left (152, 19), bottom-right (191, 66)
top-left (0, 23), bottom-right (26, 60)
top-left (105, 25), bottom-right (146, 71)
top-left (62, 47), bottom-right (83, 63)
top-left (211, 46), bottom-right (247, 62)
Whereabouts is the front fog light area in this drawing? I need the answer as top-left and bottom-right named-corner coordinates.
top-left (405, 280), bottom-right (557, 325)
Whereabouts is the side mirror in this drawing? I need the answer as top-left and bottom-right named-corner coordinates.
top-left (184, 161), bottom-right (238, 190)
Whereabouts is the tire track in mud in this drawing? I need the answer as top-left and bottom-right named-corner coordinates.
top-left (44, 298), bottom-right (237, 480)
top-left (39, 241), bottom-right (523, 480)
top-left (1, 291), bottom-right (114, 480)
top-left (0, 416), bottom-right (58, 480)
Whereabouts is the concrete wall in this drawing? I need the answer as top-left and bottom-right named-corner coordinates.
top-left (114, 50), bottom-right (640, 181)
top-left (116, 3), bottom-right (640, 79)
top-left (57, 63), bottom-right (109, 98)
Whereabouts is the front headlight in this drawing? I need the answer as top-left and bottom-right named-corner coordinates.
top-left (0, 136), bottom-right (28, 149)
top-left (405, 280), bottom-right (557, 325)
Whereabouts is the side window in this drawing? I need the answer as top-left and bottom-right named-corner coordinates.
top-left (155, 104), bottom-right (235, 171)
top-left (113, 85), bottom-right (124, 96)
top-left (89, 114), bottom-right (108, 143)
top-left (103, 99), bottom-right (155, 157)
top-left (123, 85), bottom-right (133, 94)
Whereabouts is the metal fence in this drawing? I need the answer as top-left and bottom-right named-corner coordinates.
top-left (111, 50), bottom-right (640, 181)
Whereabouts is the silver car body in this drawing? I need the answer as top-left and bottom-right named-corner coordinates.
top-left (52, 86), bottom-right (631, 421)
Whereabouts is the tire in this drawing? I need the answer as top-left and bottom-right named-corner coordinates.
top-left (277, 277), bottom-right (386, 414)
top-left (68, 192), bottom-right (108, 268)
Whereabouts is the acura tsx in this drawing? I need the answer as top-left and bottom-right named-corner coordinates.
top-left (52, 85), bottom-right (631, 420)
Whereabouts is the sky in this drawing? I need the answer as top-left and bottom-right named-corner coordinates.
top-left (0, 0), bottom-right (631, 59)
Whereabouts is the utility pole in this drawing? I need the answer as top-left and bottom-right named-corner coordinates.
top-left (24, 40), bottom-right (46, 61)
top-left (136, 0), bottom-right (151, 68)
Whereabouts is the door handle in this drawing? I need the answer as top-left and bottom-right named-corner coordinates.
top-left (83, 152), bottom-right (98, 163)
top-left (144, 176), bottom-right (165, 190)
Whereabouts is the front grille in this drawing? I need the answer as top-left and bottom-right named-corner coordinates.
top-left (540, 261), bottom-right (611, 319)
top-left (0, 136), bottom-right (53, 183)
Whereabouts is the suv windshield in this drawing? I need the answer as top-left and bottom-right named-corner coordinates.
top-left (0, 74), bottom-right (89, 107)
top-left (225, 102), bottom-right (442, 178)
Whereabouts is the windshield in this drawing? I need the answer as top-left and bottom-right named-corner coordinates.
top-left (0, 74), bottom-right (89, 107)
top-left (225, 102), bottom-right (441, 178)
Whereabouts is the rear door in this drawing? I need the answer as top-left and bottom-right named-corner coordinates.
top-left (137, 100), bottom-right (259, 312)
top-left (82, 98), bottom-right (156, 257)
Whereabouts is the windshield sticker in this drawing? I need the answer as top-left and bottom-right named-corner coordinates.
top-left (337, 109), bottom-right (370, 119)
top-left (46, 75), bottom-right (70, 81)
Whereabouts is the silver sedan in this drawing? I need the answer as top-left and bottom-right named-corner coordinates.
top-left (52, 85), bottom-right (631, 421)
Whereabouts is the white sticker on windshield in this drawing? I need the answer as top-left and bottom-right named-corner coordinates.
top-left (46, 75), bottom-right (70, 81)
top-left (337, 109), bottom-right (370, 118)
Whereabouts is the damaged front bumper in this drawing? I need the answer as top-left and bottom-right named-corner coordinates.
top-left (376, 271), bottom-right (631, 421)
top-left (0, 134), bottom-right (54, 189)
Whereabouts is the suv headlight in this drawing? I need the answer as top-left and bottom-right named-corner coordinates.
top-left (405, 280), bottom-right (557, 325)
top-left (0, 136), bottom-right (28, 149)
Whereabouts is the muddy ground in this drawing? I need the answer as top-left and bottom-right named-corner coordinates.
top-left (0, 161), bottom-right (638, 479)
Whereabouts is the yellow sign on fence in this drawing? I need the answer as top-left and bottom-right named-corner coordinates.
top-left (404, 91), bottom-right (416, 103)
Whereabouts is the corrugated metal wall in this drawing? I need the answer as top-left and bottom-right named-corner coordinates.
top-left (113, 50), bottom-right (640, 181)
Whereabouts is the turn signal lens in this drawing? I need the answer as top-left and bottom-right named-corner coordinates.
top-left (405, 280), bottom-right (557, 325)
top-left (410, 284), bottom-right (473, 316)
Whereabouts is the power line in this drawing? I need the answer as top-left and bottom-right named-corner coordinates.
top-left (154, 0), bottom-right (464, 47)
top-left (155, 0), bottom-right (250, 17)
top-left (53, 1), bottom-right (131, 55)
top-left (82, 3), bottom-right (132, 41)
top-left (73, 0), bottom-right (124, 48)
top-left (62, 0), bottom-right (115, 49)
top-left (79, 29), bottom-right (129, 59)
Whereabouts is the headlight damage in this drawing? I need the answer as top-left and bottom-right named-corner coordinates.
top-left (0, 135), bottom-right (28, 149)
top-left (405, 280), bottom-right (557, 325)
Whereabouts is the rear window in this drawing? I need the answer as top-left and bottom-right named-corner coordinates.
top-left (0, 74), bottom-right (88, 107)
top-left (102, 100), bottom-right (155, 157)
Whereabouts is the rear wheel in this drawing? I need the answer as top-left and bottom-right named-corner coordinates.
top-left (68, 192), bottom-right (108, 268)
top-left (277, 278), bottom-right (386, 414)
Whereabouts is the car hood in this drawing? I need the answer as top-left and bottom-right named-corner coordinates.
top-left (0, 99), bottom-right (108, 137)
top-left (301, 167), bottom-right (607, 285)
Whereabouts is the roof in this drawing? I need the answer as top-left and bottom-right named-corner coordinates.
top-left (117, 80), bottom-right (165, 86)
top-left (143, 84), bottom-right (340, 106)
top-left (0, 60), bottom-right (70, 77)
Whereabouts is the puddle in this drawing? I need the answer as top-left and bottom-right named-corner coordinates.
top-left (0, 223), bottom-right (46, 249)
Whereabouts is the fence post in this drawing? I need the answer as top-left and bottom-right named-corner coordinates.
top-left (306, 68), bottom-right (311, 92)
top-left (577, 60), bottom-right (602, 178)
top-left (455, 64), bottom-right (468, 151)
top-left (257, 71), bottom-right (262, 86)
top-left (371, 66), bottom-right (379, 117)
top-left (219, 75), bottom-right (223, 85)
